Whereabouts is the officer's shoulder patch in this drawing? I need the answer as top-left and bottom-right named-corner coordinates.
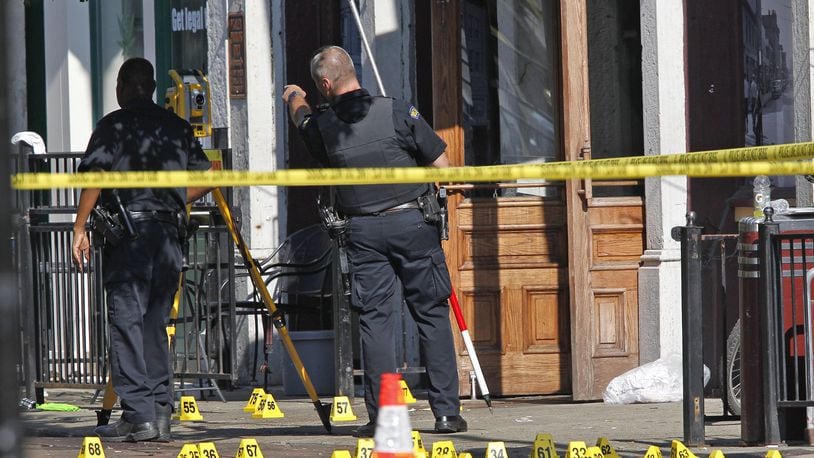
top-left (408, 105), bottom-right (421, 120)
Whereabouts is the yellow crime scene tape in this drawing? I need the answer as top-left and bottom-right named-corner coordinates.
top-left (10, 141), bottom-right (814, 190)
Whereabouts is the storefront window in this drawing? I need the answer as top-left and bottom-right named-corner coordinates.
top-left (742, 0), bottom-right (795, 188)
top-left (92, 0), bottom-right (145, 120)
top-left (461, 0), bottom-right (560, 196)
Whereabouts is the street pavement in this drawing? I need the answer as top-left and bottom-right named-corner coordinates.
top-left (19, 386), bottom-right (814, 457)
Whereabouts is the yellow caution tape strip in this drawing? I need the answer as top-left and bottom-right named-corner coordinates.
top-left (11, 141), bottom-right (814, 190)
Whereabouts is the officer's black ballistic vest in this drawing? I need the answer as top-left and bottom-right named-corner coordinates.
top-left (316, 97), bottom-right (429, 215)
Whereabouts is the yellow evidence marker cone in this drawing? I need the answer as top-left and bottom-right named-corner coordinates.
top-left (430, 440), bottom-right (457, 458)
top-left (412, 430), bottom-right (427, 456)
top-left (252, 393), bottom-right (284, 419)
top-left (458, 454), bottom-right (474, 458)
top-left (330, 396), bottom-right (357, 421)
top-left (670, 440), bottom-right (697, 458)
top-left (565, 441), bottom-right (589, 458)
top-left (643, 445), bottom-right (663, 458)
top-left (198, 442), bottom-right (220, 457)
top-left (595, 438), bottom-right (619, 458)
top-left (178, 396), bottom-right (204, 421)
top-left (243, 388), bottom-right (265, 413)
top-left (708, 451), bottom-right (726, 458)
top-left (176, 443), bottom-right (200, 458)
top-left (235, 438), bottom-right (264, 458)
top-left (399, 379), bottom-right (417, 404)
top-left (331, 451), bottom-right (352, 458)
top-left (585, 446), bottom-right (604, 457)
top-left (531, 433), bottom-right (559, 458)
top-left (765, 451), bottom-right (782, 458)
top-left (77, 436), bottom-right (105, 458)
top-left (354, 438), bottom-right (374, 458)
top-left (486, 442), bottom-right (509, 457)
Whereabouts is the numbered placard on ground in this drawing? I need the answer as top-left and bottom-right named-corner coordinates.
top-left (595, 438), bottom-right (618, 458)
top-left (330, 450), bottom-right (352, 458)
top-left (179, 395), bottom-right (204, 421)
top-left (486, 441), bottom-right (509, 457)
top-left (708, 451), bottom-right (725, 458)
top-left (669, 440), bottom-right (697, 458)
top-left (643, 445), bottom-right (663, 458)
top-left (77, 436), bottom-right (105, 458)
top-left (431, 440), bottom-right (457, 458)
top-left (243, 388), bottom-right (265, 412)
top-left (585, 446), bottom-right (604, 458)
top-left (252, 393), bottom-right (284, 419)
top-left (330, 396), bottom-right (356, 421)
top-left (354, 438), bottom-right (374, 458)
top-left (531, 433), bottom-right (559, 458)
top-left (235, 438), bottom-right (264, 458)
top-left (197, 442), bottom-right (220, 458)
top-left (176, 443), bottom-right (200, 458)
top-left (412, 430), bottom-right (426, 455)
top-left (565, 441), bottom-right (589, 458)
top-left (399, 379), bottom-right (417, 404)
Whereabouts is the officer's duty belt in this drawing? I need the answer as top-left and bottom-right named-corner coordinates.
top-left (129, 210), bottom-right (177, 224)
top-left (368, 201), bottom-right (419, 216)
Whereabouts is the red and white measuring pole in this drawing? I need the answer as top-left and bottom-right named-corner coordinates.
top-left (449, 288), bottom-right (493, 412)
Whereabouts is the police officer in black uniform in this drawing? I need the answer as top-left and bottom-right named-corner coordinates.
top-left (72, 58), bottom-right (212, 442)
top-left (282, 46), bottom-right (466, 436)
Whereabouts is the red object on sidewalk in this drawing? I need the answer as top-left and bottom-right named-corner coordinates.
top-left (372, 373), bottom-right (414, 458)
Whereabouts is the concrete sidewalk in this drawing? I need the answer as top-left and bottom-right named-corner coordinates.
top-left (19, 387), bottom-right (814, 457)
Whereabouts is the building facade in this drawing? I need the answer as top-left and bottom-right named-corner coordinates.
top-left (8, 0), bottom-right (814, 398)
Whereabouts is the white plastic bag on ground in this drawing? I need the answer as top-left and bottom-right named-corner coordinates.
top-left (602, 353), bottom-right (710, 404)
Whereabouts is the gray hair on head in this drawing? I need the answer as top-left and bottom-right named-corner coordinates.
top-left (310, 46), bottom-right (357, 84)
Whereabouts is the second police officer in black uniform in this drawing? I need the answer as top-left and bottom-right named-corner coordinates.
top-left (282, 45), bottom-right (467, 437)
top-left (72, 58), bottom-right (212, 442)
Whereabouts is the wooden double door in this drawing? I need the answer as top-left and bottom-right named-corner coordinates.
top-left (428, 0), bottom-right (644, 400)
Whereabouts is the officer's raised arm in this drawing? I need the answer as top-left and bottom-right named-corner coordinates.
top-left (282, 84), bottom-right (312, 127)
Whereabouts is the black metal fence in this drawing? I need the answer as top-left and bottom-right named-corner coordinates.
top-left (13, 144), bottom-right (237, 400)
top-left (678, 209), bottom-right (814, 446)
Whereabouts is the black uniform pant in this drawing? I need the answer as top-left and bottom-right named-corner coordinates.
top-left (103, 219), bottom-right (182, 424)
top-left (347, 208), bottom-right (460, 421)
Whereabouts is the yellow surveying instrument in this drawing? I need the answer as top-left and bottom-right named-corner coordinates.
top-left (97, 70), bottom-right (333, 432)
top-left (164, 69), bottom-right (212, 138)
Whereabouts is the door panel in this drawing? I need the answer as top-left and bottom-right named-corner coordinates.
top-left (430, 0), bottom-right (643, 398)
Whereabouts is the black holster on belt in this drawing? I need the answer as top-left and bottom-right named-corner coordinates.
top-left (90, 190), bottom-right (137, 247)
top-left (90, 206), bottom-right (128, 247)
top-left (418, 188), bottom-right (449, 240)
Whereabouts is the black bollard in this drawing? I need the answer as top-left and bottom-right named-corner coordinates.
top-left (673, 211), bottom-right (705, 446)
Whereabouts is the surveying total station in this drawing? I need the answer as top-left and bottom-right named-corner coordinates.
top-left (164, 69), bottom-right (212, 138)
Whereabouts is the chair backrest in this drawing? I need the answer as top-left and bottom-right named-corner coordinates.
top-left (261, 224), bottom-right (333, 315)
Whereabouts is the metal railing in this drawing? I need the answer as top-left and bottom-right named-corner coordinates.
top-left (677, 208), bottom-right (814, 446)
top-left (13, 145), bottom-right (238, 400)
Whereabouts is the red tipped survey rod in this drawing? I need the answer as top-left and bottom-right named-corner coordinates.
top-left (449, 288), bottom-right (493, 412)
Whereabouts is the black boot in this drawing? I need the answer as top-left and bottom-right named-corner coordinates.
top-left (154, 403), bottom-right (173, 442)
top-left (434, 415), bottom-right (468, 433)
top-left (94, 417), bottom-right (158, 442)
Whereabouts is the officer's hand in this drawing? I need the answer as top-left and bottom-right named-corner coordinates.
top-left (72, 228), bottom-right (90, 272)
top-left (282, 85), bottom-right (306, 104)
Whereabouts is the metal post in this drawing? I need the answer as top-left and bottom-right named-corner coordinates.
top-left (333, 243), bottom-right (354, 397)
top-left (758, 208), bottom-right (781, 444)
top-left (673, 211), bottom-right (705, 446)
top-left (0, 1), bottom-right (24, 455)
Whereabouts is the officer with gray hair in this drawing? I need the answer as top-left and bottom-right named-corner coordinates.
top-left (282, 45), bottom-right (466, 437)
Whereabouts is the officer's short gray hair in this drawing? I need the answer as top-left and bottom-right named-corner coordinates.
top-left (310, 46), bottom-right (356, 85)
